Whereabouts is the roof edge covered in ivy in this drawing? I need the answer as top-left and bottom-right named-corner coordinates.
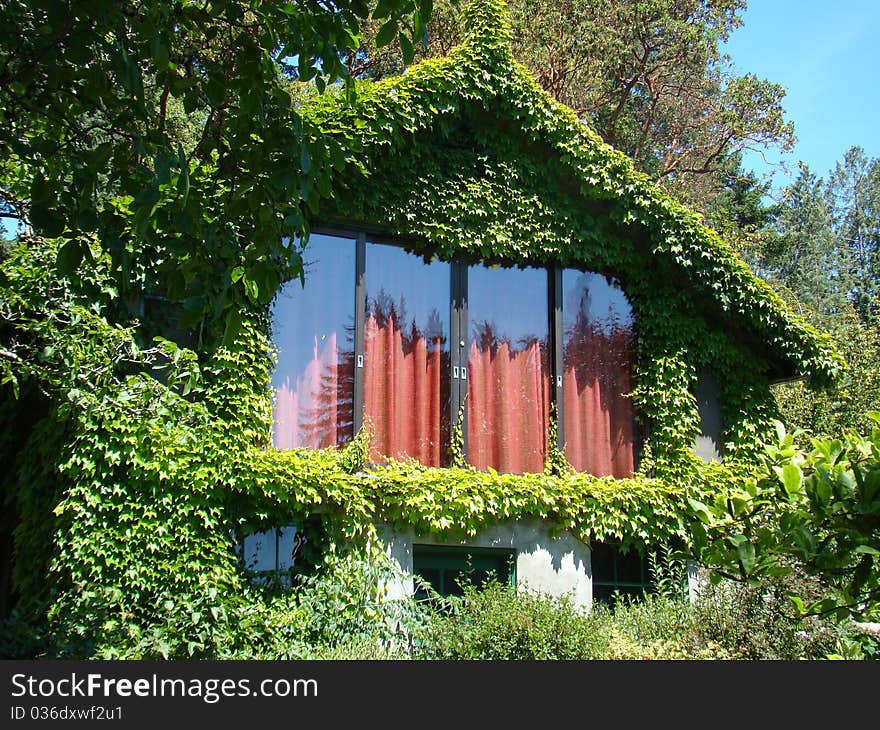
top-left (300, 0), bottom-right (842, 386)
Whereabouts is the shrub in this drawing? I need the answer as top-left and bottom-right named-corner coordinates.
top-left (413, 582), bottom-right (606, 660)
top-left (691, 571), bottom-right (847, 660)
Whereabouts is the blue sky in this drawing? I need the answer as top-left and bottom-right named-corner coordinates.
top-left (724, 0), bottom-right (880, 189)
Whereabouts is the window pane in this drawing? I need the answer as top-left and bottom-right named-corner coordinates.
top-left (590, 542), bottom-right (615, 581)
top-left (616, 550), bottom-right (646, 584)
top-left (241, 530), bottom-right (278, 573)
top-left (467, 265), bottom-right (550, 473)
top-left (363, 243), bottom-right (451, 466)
top-left (562, 271), bottom-right (635, 477)
top-left (271, 235), bottom-right (356, 449)
top-left (412, 546), bottom-right (515, 599)
top-left (591, 542), bottom-right (653, 607)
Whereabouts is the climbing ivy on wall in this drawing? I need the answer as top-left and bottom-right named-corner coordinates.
top-left (0, 1), bottom-right (843, 658)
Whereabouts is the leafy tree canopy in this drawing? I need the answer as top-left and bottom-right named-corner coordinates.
top-left (735, 148), bottom-right (880, 439)
top-left (0, 0), bottom-right (428, 347)
top-left (356, 0), bottom-right (794, 211)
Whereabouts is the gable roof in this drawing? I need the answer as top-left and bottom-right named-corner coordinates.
top-left (300, 0), bottom-right (843, 386)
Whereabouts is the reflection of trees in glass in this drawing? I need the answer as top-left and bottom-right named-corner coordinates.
top-left (561, 275), bottom-right (635, 477)
top-left (304, 320), bottom-right (355, 448)
top-left (470, 319), bottom-right (549, 360)
top-left (368, 287), bottom-right (447, 353)
top-left (271, 236), bottom-right (358, 450)
top-left (273, 317), bottom-right (355, 449)
top-left (563, 283), bottom-right (634, 411)
top-left (364, 287), bottom-right (451, 466)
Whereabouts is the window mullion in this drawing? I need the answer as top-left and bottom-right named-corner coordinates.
top-left (450, 262), bottom-right (468, 462)
top-left (551, 266), bottom-right (563, 451)
top-left (459, 263), bottom-right (468, 463)
top-left (353, 233), bottom-right (366, 436)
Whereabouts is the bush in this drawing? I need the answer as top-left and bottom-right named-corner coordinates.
top-left (597, 596), bottom-right (734, 659)
top-left (413, 582), bottom-right (606, 660)
top-left (691, 570), bottom-right (848, 660)
top-left (409, 570), bottom-right (857, 660)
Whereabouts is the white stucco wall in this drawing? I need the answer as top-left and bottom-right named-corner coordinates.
top-left (378, 520), bottom-right (594, 609)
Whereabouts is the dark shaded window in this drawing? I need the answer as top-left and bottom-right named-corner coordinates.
top-left (413, 545), bottom-right (516, 599)
top-left (363, 243), bottom-right (451, 466)
top-left (562, 271), bottom-right (636, 477)
top-left (693, 371), bottom-right (723, 462)
top-left (591, 542), bottom-right (653, 606)
top-left (271, 234), bottom-right (356, 449)
top-left (467, 265), bottom-right (550, 473)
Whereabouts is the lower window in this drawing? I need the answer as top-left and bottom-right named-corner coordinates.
top-left (413, 544), bottom-right (515, 599)
top-left (237, 525), bottom-right (302, 586)
top-left (590, 542), bottom-right (654, 606)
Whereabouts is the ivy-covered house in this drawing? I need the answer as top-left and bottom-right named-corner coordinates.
top-left (0, 1), bottom-right (845, 651)
top-left (248, 0), bottom-right (842, 607)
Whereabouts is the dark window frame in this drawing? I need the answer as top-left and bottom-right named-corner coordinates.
top-left (590, 542), bottom-right (655, 606)
top-left (412, 544), bottom-right (517, 599)
top-left (273, 225), bottom-right (640, 473)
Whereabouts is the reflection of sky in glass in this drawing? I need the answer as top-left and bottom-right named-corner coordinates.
top-left (270, 234), bottom-right (356, 390)
top-left (562, 271), bottom-right (633, 335)
top-left (240, 526), bottom-right (298, 572)
top-left (468, 265), bottom-right (548, 348)
top-left (366, 242), bottom-right (449, 343)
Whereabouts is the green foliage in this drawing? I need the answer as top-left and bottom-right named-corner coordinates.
top-left (691, 568), bottom-right (847, 660)
top-left (691, 416), bottom-right (880, 622)
top-left (411, 577), bottom-right (845, 660)
top-left (0, 1), bottom-right (845, 657)
top-left (259, 552), bottom-right (427, 658)
top-left (773, 304), bottom-right (880, 438)
top-left (0, 0), bottom-right (426, 342)
top-left (746, 148), bottom-right (880, 441)
top-left (598, 595), bottom-right (739, 660)
top-left (357, 0), bottom-right (795, 213)
top-left (413, 582), bottom-right (607, 660)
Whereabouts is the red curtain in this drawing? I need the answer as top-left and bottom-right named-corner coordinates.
top-left (467, 339), bottom-right (550, 473)
top-left (273, 333), bottom-right (341, 449)
top-left (363, 314), bottom-right (443, 465)
top-left (563, 321), bottom-right (634, 477)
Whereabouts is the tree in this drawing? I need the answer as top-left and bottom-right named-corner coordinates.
top-left (0, 0), bottom-right (427, 347)
top-left (728, 149), bottom-right (880, 439)
top-left (762, 164), bottom-right (849, 319)
top-left (772, 302), bottom-right (880, 438)
top-left (356, 0), bottom-right (794, 211)
top-left (745, 148), bottom-right (880, 328)
top-left (827, 147), bottom-right (880, 320)
top-left (704, 151), bottom-right (777, 264)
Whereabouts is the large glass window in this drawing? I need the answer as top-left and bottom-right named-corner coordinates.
top-left (269, 231), bottom-right (638, 478)
top-left (363, 243), bottom-right (451, 466)
top-left (271, 234), bottom-right (356, 449)
top-left (467, 265), bottom-right (550, 473)
top-left (562, 271), bottom-right (635, 477)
